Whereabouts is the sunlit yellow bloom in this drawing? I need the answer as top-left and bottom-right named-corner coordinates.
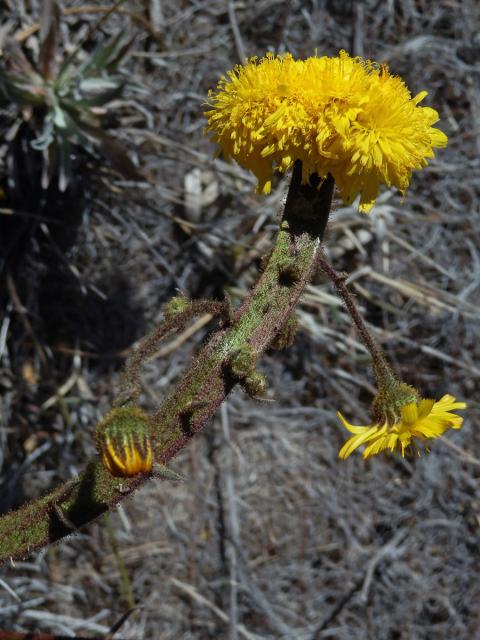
top-left (205, 51), bottom-right (447, 211)
top-left (330, 70), bottom-right (448, 211)
top-left (96, 407), bottom-right (153, 477)
top-left (206, 52), bottom-right (305, 194)
top-left (338, 394), bottom-right (466, 459)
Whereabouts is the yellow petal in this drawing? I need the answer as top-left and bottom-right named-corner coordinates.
top-left (338, 425), bottom-right (381, 459)
top-left (418, 398), bottom-right (435, 418)
top-left (401, 402), bottom-right (419, 425)
top-left (412, 90), bottom-right (428, 105)
top-left (337, 411), bottom-right (371, 434)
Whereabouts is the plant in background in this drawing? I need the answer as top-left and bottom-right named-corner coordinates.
top-left (0, 0), bottom-right (140, 192)
top-left (0, 51), bottom-right (466, 564)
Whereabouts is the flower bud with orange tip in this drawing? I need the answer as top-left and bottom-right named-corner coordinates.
top-left (96, 407), bottom-right (153, 477)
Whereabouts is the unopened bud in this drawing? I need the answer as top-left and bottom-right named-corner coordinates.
top-left (228, 345), bottom-right (257, 379)
top-left (163, 295), bottom-right (190, 319)
top-left (243, 370), bottom-right (268, 397)
top-left (96, 407), bottom-right (153, 477)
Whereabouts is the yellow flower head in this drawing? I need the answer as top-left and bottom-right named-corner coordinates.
top-left (96, 407), bottom-right (153, 477)
top-left (205, 51), bottom-right (447, 211)
top-left (338, 394), bottom-right (466, 459)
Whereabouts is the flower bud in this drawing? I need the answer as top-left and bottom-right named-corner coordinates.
top-left (96, 407), bottom-right (153, 477)
top-left (228, 345), bottom-right (257, 379)
top-left (163, 295), bottom-right (190, 319)
top-left (243, 370), bottom-right (268, 397)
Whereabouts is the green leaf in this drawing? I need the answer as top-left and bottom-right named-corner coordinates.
top-left (56, 108), bottom-right (93, 146)
top-left (78, 33), bottom-right (127, 77)
top-left (61, 101), bottom-right (102, 129)
top-left (57, 33), bottom-right (133, 91)
top-left (0, 63), bottom-right (47, 105)
top-left (53, 105), bottom-right (68, 129)
top-left (68, 82), bottom-right (125, 109)
top-left (0, 73), bottom-right (46, 106)
top-left (104, 35), bottom-right (136, 73)
top-left (78, 76), bottom-right (123, 93)
top-left (56, 50), bottom-right (81, 88)
top-left (0, 40), bottom-right (37, 79)
top-left (31, 114), bottom-right (55, 150)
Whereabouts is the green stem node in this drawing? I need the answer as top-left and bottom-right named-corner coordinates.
top-left (242, 370), bottom-right (268, 397)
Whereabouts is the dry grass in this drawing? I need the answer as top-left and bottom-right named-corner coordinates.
top-left (0, 0), bottom-right (479, 638)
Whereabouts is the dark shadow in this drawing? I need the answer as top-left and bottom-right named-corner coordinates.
top-left (48, 462), bottom-right (108, 542)
top-left (0, 123), bottom-right (84, 278)
top-left (38, 269), bottom-right (146, 371)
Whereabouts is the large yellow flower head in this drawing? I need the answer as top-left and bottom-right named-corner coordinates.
top-left (338, 394), bottom-right (466, 459)
top-left (205, 51), bottom-right (447, 211)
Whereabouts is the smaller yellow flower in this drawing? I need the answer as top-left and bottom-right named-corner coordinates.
top-left (96, 407), bottom-right (153, 477)
top-left (338, 394), bottom-right (466, 459)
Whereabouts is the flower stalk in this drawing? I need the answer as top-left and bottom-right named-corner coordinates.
top-left (317, 252), bottom-right (396, 391)
top-left (318, 252), bottom-right (466, 458)
top-left (0, 162), bottom-right (334, 564)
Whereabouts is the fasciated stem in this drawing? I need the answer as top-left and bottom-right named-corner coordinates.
top-left (0, 162), bottom-right (334, 564)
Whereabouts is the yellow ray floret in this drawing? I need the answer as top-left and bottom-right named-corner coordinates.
top-left (205, 51), bottom-right (447, 211)
top-left (338, 394), bottom-right (466, 459)
top-left (102, 432), bottom-right (153, 477)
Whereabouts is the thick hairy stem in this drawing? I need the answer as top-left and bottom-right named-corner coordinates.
top-left (0, 163), bottom-right (334, 564)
